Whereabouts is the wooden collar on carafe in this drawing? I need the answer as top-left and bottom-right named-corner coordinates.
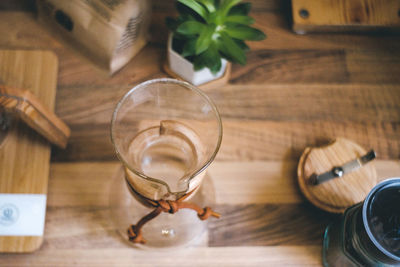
top-left (125, 178), bottom-right (220, 244)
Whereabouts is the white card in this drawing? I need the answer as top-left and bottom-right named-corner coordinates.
top-left (0, 194), bottom-right (47, 236)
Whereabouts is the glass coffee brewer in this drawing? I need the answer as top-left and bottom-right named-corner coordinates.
top-left (110, 79), bottom-right (222, 248)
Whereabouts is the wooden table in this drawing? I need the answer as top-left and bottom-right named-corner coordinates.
top-left (1, 1), bottom-right (400, 266)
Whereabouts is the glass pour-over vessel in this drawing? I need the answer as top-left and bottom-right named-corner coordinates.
top-left (110, 78), bottom-right (222, 248)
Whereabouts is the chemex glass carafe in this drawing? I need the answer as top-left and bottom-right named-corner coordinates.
top-left (110, 78), bottom-right (222, 248)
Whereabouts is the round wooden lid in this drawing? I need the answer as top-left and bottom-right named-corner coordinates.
top-left (297, 138), bottom-right (377, 213)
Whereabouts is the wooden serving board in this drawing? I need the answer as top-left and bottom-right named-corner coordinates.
top-left (292, 0), bottom-right (400, 34)
top-left (0, 50), bottom-right (58, 252)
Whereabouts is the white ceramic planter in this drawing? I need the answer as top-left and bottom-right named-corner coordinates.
top-left (167, 34), bottom-right (227, 86)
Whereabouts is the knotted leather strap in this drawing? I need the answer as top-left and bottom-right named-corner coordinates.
top-left (126, 180), bottom-right (220, 244)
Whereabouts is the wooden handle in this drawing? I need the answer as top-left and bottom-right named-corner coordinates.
top-left (0, 85), bottom-right (70, 148)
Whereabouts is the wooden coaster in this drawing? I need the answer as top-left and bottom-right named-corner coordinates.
top-left (163, 61), bottom-right (231, 90)
top-left (297, 138), bottom-right (377, 213)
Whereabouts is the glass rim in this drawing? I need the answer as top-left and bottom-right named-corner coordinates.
top-left (110, 78), bottom-right (223, 195)
top-left (362, 177), bottom-right (400, 261)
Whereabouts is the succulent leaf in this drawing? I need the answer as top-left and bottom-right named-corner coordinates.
top-left (195, 24), bottom-right (216, 54)
top-left (195, 0), bottom-right (216, 12)
top-left (194, 44), bottom-right (221, 73)
top-left (177, 21), bottom-right (205, 35)
top-left (177, 0), bottom-right (208, 21)
top-left (233, 38), bottom-right (249, 52)
top-left (181, 39), bottom-right (197, 57)
top-left (225, 15), bottom-right (254, 25)
top-left (228, 2), bottom-right (251, 15)
top-left (204, 44), bottom-right (222, 73)
top-left (224, 25), bottom-right (266, 40)
top-left (220, 0), bottom-right (242, 17)
top-left (218, 32), bottom-right (246, 65)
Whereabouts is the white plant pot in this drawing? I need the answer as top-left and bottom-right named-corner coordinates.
top-left (167, 34), bottom-right (227, 86)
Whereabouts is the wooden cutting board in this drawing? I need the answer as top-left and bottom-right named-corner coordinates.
top-left (292, 0), bottom-right (400, 34)
top-left (0, 50), bottom-right (58, 252)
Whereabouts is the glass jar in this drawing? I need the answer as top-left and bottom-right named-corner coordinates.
top-left (323, 178), bottom-right (400, 266)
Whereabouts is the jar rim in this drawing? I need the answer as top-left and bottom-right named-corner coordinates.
top-left (362, 177), bottom-right (400, 261)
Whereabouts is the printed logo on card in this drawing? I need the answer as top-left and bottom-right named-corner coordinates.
top-left (0, 203), bottom-right (19, 226)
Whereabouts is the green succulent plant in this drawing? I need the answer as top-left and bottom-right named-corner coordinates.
top-left (166, 0), bottom-right (266, 74)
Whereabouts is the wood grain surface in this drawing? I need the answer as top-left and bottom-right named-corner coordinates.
top-left (0, 161), bottom-right (399, 266)
top-left (0, 0), bottom-right (400, 265)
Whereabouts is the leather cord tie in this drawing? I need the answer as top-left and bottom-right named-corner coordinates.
top-left (126, 182), bottom-right (220, 244)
